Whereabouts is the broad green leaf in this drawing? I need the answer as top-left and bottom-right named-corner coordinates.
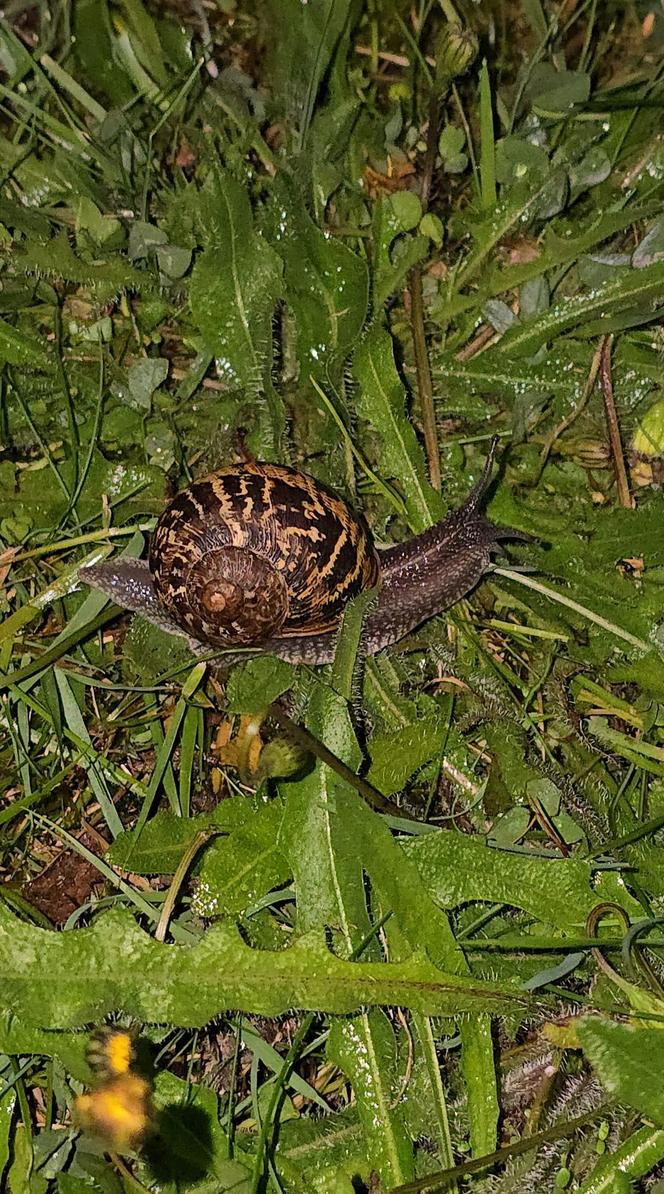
top-left (267, 177), bottom-right (368, 382)
top-left (354, 325), bottom-right (443, 531)
top-left (372, 194), bottom-right (427, 307)
top-left (367, 717), bottom-right (446, 795)
top-left (263, 0), bottom-right (356, 142)
top-left (409, 1015), bottom-right (455, 1170)
top-left (279, 671), bottom-right (432, 1182)
top-left (189, 171), bottom-right (284, 452)
top-left (579, 1019), bottom-right (664, 1125)
top-left (0, 905), bottom-right (530, 1027)
top-left (402, 830), bottom-right (600, 929)
top-left (108, 800), bottom-right (247, 872)
top-left (226, 656), bottom-right (296, 714)
top-left (0, 452), bottom-right (165, 533)
top-left (278, 1106), bottom-right (367, 1191)
top-left (127, 356), bottom-right (169, 409)
top-left (75, 196), bottom-right (123, 248)
top-left (460, 1015), bottom-right (500, 1157)
top-left (117, 0), bottom-right (169, 89)
top-left (527, 64), bottom-right (590, 115)
top-left (193, 800), bottom-right (290, 916)
top-left (155, 1070), bottom-right (251, 1187)
top-left (8, 1125), bottom-right (47, 1194)
top-left (0, 1012), bottom-right (90, 1081)
top-left (327, 1011), bottom-right (414, 1185)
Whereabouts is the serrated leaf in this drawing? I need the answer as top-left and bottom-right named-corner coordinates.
top-left (353, 325), bottom-right (443, 531)
top-left (402, 830), bottom-right (601, 930)
top-left (0, 905), bottom-right (530, 1027)
top-left (194, 800), bottom-right (290, 916)
top-left (189, 172), bottom-right (284, 448)
top-left (17, 233), bottom-right (148, 302)
top-left (267, 177), bottom-right (368, 381)
top-left (366, 717), bottom-right (445, 795)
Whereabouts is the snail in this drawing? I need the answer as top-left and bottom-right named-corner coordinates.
top-left (80, 441), bottom-right (523, 665)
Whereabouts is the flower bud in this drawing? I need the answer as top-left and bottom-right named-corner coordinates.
top-left (435, 22), bottom-right (478, 88)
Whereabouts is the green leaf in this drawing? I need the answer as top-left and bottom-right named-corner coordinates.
top-left (194, 800), bottom-right (290, 916)
top-left (0, 905), bottom-right (530, 1027)
top-left (73, 0), bottom-right (134, 106)
top-left (155, 1070), bottom-right (251, 1188)
top-left (263, 0), bottom-right (356, 142)
top-left (189, 171), bottom-right (284, 450)
top-left (578, 1126), bottom-right (664, 1194)
top-left (497, 258), bottom-right (664, 355)
top-left (527, 64), bottom-right (591, 115)
top-left (419, 212), bottom-right (444, 246)
top-left (439, 125), bottom-right (465, 159)
top-left (267, 178), bottom-right (369, 381)
top-left (17, 234), bottom-right (148, 302)
top-left (0, 1089), bottom-right (15, 1185)
top-left (226, 656), bottom-right (297, 714)
top-left (434, 345), bottom-right (578, 406)
top-left (0, 319), bottom-right (53, 370)
top-left (495, 135), bottom-right (549, 184)
top-left (278, 1106), bottom-right (367, 1190)
top-left (353, 325), bottom-right (443, 531)
top-left (402, 830), bottom-right (600, 930)
top-left (586, 718), bottom-right (664, 777)
top-left (372, 195), bottom-right (428, 307)
top-left (579, 1019), bottom-right (664, 1125)
top-left (127, 357), bottom-right (169, 409)
top-left (327, 1011), bottom-right (414, 1185)
top-left (0, 452), bottom-right (165, 533)
top-left (366, 717), bottom-right (445, 795)
top-left (444, 203), bottom-right (663, 319)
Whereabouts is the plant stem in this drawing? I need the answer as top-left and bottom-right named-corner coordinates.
top-left (600, 334), bottom-right (633, 509)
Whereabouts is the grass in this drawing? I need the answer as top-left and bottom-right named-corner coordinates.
top-left (1, 1), bottom-right (664, 1191)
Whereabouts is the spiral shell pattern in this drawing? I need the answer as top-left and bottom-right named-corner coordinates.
top-left (149, 462), bottom-right (381, 648)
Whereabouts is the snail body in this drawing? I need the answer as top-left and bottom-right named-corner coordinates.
top-left (81, 443), bottom-right (519, 664)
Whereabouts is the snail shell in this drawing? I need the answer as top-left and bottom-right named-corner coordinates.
top-left (81, 441), bottom-right (527, 663)
top-left (148, 461), bottom-right (380, 648)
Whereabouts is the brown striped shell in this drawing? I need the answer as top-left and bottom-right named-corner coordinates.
top-left (148, 462), bottom-right (381, 648)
